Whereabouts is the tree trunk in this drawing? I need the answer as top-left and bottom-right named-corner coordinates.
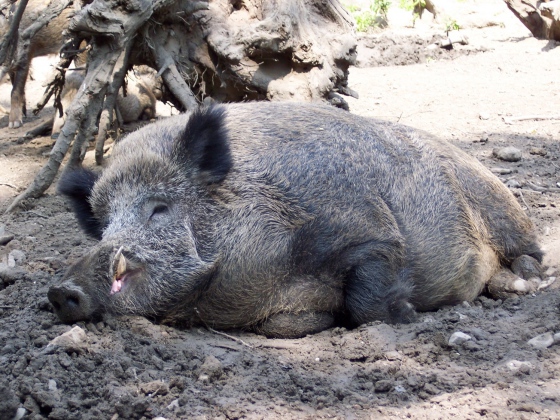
top-left (504, 0), bottom-right (560, 41)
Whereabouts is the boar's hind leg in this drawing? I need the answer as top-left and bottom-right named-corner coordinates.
top-left (254, 312), bottom-right (335, 339)
top-left (345, 262), bottom-right (417, 326)
top-left (487, 255), bottom-right (543, 299)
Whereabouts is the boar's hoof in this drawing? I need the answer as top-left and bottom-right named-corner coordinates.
top-left (48, 284), bottom-right (94, 323)
top-left (487, 268), bottom-right (540, 300)
top-left (511, 255), bottom-right (543, 280)
top-left (254, 312), bottom-right (335, 339)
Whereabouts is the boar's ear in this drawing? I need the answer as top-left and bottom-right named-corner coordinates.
top-left (175, 105), bottom-right (232, 185)
top-left (58, 167), bottom-right (103, 240)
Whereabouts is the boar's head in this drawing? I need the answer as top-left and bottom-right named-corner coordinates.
top-left (49, 107), bottom-right (231, 323)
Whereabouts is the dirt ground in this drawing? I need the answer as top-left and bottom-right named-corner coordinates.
top-left (1, 3), bottom-right (560, 419)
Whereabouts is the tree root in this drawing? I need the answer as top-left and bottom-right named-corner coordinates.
top-left (6, 46), bottom-right (120, 213)
top-left (0, 0), bottom-right (27, 80)
top-left (6, 0), bottom-right (357, 212)
top-left (6, 0), bottom-right (156, 213)
top-left (33, 39), bottom-right (88, 118)
top-left (22, 116), bottom-right (55, 140)
top-left (6, 0), bottom-right (73, 81)
top-left (94, 43), bottom-right (132, 165)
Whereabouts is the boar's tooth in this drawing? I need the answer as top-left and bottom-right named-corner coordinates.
top-left (112, 246), bottom-right (127, 279)
top-left (116, 253), bottom-right (127, 278)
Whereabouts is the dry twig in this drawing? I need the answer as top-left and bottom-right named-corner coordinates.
top-left (0, 183), bottom-right (17, 189)
top-left (503, 115), bottom-right (560, 124)
top-left (194, 308), bottom-right (254, 348)
top-left (518, 190), bottom-right (530, 213)
top-left (206, 326), bottom-right (255, 349)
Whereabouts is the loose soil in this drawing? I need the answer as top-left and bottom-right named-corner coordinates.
top-left (1, 6), bottom-right (560, 420)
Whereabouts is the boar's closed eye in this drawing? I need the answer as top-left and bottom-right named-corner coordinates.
top-left (148, 202), bottom-right (170, 224)
top-left (58, 167), bottom-right (104, 240)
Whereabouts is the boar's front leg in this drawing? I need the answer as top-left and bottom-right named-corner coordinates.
top-left (254, 312), bottom-right (335, 339)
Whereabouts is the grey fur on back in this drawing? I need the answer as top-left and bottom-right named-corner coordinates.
top-left (98, 102), bottom-right (539, 325)
top-left (50, 101), bottom-right (542, 336)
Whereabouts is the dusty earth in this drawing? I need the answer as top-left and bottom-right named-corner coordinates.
top-left (1, 3), bottom-right (560, 420)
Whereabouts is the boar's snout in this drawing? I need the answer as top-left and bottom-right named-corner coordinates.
top-left (48, 283), bottom-right (95, 323)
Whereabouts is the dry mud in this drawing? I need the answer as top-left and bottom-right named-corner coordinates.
top-left (1, 13), bottom-right (560, 420)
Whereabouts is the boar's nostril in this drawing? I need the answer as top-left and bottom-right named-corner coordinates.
top-left (65, 295), bottom-right (80, 310)
top-left (48, 285), bottom-right (92, 323)
top-left (51, 300), bottom-right (61, 311)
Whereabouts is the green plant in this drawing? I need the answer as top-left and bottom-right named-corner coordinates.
top-left (398, 0), bottom-right (425, 12)
top-left (372, 0), bottom-right (391, 17)
top-left (354, 12), bottom-right (377, 32)
top-left (345, 0), bottom-right (391, 32)
top-left (398, 0), bottom-right (426, 26)
top-left (444, 19), bottom-right (460, 34)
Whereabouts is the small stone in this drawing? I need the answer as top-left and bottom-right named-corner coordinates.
top-left (384, 351), bottom-right (402, 361)
top-left (491, 167), bottom-right (512, 175)
top-left (0, 235), bottom-right (14, 246)
top-left (394, 384), bottom-right (406, 393)
top-left (140, 380), bottom-right (168, 396)
top-left (493, 147), bottom-right (522, 162)
top-left (48, 380), bottom-right (57, 391)
top-left (13, 407), bottom-right (26, 420)
top-left (46, 326), bottom-right (88, 353)
top-left (527, 332), bottom-right (554, 349)
top-left (374, 379), bottom-right (393, 393)
top-left (506, 179), bottom-right (521, 189)
top-left (448, 332), bottom-right (472, 347)
top-left (197, 355), bottom-right (223, 382)
top-left (506, 360), bottom-right (532, 374)
top-left (529, 147), bottom-right (547, 156)
top-left (554, 333), bottom-right (560, 343)
top-left (479, 112), bottom-right (490, 120)
top-left (0, 266), bottom-right (26, 286)
top-left (447, 31), bottom-right (468, 46)
top-left (166, 399), bottom-right (179, 410)
top-left (8, 250), bottom-right (25, 266)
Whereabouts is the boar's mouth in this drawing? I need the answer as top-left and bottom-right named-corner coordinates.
top-left (110, 246), bottom-right (144, 295)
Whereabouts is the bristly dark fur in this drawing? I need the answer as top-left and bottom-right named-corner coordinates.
top-left (175, 105), bottom-right (232, 185)
top-left (58, 168), bottom-right (103, 240)
top-left (49, 102), bottom-right (543, 338)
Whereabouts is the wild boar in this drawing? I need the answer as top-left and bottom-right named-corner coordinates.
top-left (48, 102), bottom-right (543, 338)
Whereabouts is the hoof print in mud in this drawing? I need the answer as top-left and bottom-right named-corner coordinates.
top-left (49, 102), bottom-right (542, 339)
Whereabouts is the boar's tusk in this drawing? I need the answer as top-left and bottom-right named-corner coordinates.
top-left (112, 246), bottom-right (127, 280)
